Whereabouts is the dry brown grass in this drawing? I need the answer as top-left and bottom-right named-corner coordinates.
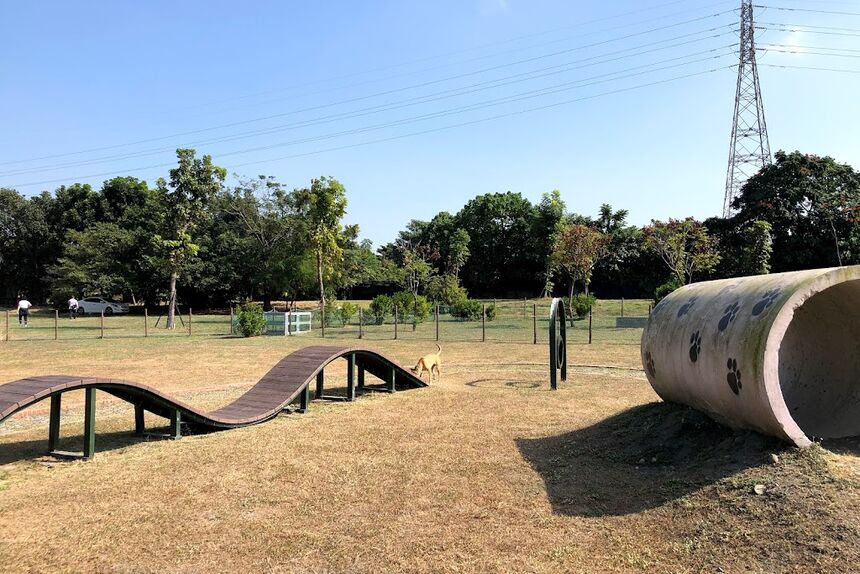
top-left (0, 336), bottom-right (858, 573)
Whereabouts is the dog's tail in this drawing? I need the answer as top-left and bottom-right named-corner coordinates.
top-left (435, 343), bottom-right (442, 354)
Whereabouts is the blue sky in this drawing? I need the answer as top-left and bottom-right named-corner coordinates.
top-left (2, 0), bottom-right (858, 246)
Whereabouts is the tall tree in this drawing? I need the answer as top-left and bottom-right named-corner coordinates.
top-left (293, 176), bottom-right (348, 309)
top-left (155, 149), bottom-right (226, 329)
top-left (643, 218), bottom-right (720, 285)
top-left (551, 223), bottom-right (610, 309)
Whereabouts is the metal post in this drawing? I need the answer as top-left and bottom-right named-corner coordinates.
top-left (321, 303), bottom-right (326, 338)
top-left (482, 303), bottom-right (486, 342)
top-left (523, 298), bottom-right (526, 319)
top-left (649, 303), bottom-right (652, 316)
top-left (588, 304), bottom-right (593, 344)
top-left (287, 310), bottom-right (292, 336)
top-left (299, 383), bottom-right (310, 413)
top-left (48, 394), bottom-right (62, 452)
top-left (134, 405), bottom-right (145, 434)
top-left (359, 308), bottom-right (363, 339)
top-left (144, 308), bottom-right (149, 338)
top-left (169, 410), bottom-right (181, 439)
top-left (394, 306), bottom-right (398, 340)
top-left (533, 303), bottom-right (537, 345)
top-left (100, 310), bottom-right (105, 339)
top-left (5, 309), bottom-right (8, 342)
top-left (621, 298), bottom-right (625, 317)
top-left (83, 388), bottom-right (96, 459)
top-left (435, 304), bottom-right (439, 341)
top-left (316, 370), bottom-right (324, 399)
top-left (387, 365), bottom-right (396, 393)
top-left (358, 366), bottom-right (365, 390)
top-left (230, 306), bottom-right (234, 335)
top-left (54, 309), bottom-right (58, 340)
top-left (347, 353), bottom-right (356, 401)
top-left (188, 307), bottom-right (192, 336)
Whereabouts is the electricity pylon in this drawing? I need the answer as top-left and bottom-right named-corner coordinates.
top-left (724, 0), bottom-right (771, 217)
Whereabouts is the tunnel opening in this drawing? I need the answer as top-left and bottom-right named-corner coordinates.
top-left (778, 279), bottom-right (860, 439)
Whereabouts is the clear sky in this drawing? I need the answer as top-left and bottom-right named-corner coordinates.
top-left (2, 0), bottom-right (858, 246)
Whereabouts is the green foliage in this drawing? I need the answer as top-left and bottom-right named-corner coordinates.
top-left (552, 223), bottom-right (610, 299)
top-left (426, 274), bottom-right (468, 305)
top-left (450, 299), bottom-right (483, 321)
top-left (569, 293), bottom-right (596, 318)
top-left (654, 277), bottom-right (683, 304)
top-left (485, 303), bottom-right (496, 321)
top-left (390, 291), bottom-right (430, 325)
top-left (338, 301), bottom-right (358, 326)
top-left (369, 294), bottom-right (393, 325)
top-left (643, 218), bottom-right (720, 285)
top-left (236, 302), bottom-right (265, 337)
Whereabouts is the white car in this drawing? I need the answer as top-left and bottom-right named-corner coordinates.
top-left (77, 297), bottom-right (130, 315)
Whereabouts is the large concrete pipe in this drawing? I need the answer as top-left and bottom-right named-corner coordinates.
top-left (641, 266), bottom-right (860, 447)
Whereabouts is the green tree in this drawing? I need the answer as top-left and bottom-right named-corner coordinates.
top-left (551, 223), bottom-right (610, 313)
top-left (643, 218), bottom-right (720, 285)
top-left (733, 150), bottom-right (860, 270)
top-left (155, 149), bottom-right (226, 329)
top-left (293, 176), bottom-right (349, 309)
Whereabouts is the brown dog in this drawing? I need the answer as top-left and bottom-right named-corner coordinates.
top-left (411, 344), bottom-right (442, 382)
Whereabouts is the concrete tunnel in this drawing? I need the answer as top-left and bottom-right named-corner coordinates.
top-left (641, 266), bottom-right (860, 447)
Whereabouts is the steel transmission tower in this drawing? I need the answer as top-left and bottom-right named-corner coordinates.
top-left (724, 0), bottom-right (771, 217)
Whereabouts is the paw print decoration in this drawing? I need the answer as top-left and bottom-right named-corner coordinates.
top-left (645, 351), bottom-right (656, 379)
top-left (689, 331), bottom-right (702, 363)
top-left (677, 296), bottom-right (699, 318)
top-left (718, 301), bottom-right (741, 332)
top-left (726, 358), bottom-right (742, 395)
top-left (752, 288), bottom-right (781, 317)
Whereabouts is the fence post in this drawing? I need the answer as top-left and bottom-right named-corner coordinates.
top-left (533, 303), bottom-right (537, 345)
top-left (188, 307), bottom-right (192, 336)
top-left (100, 310), bottom-right (105, 339)
top-left (5, 309), bottom-right (9, 342)
top-left (394, 306), bottom-right (398, 340)
top-left (144, 308), bottom-right (148, 338)
top-left (482, 303), bottom-right (486, 342)
top-left (621, 297), bottom-right (625, 317)
top-left (287, 310), bottom-right (292, 336)
top-left (435, 304), bottom-right (439, 341)
top-left (54, 310), bottom-right (58, 340)
top-left (229, 306), bottom-right (234, 335)
top-left (523, 298), bottom-right (526, 319)
top-left (321, 303), bottom-right (326, 338)
top-left (649, 303), bottom-right (652, 316)
top-left (588, 304), bottom-right (593, 344)
top-left (359, 308), bottom-right (363, 339)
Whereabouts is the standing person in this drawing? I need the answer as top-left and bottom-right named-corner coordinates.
top-left (68, 296), bottom-right (79, 319)
top-left (17, 297), bottom-right (32, 327)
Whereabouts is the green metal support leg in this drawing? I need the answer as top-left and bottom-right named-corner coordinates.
top-left (169, 410), bottom-right (181, 439)
top-left (48, 394), bottom-right (61, 452)
top-left (83, 388), bottom-right (96, 459)
top-left (387, 365), bottom-right (396, 393)
top-left (134, 405), bottom-right (145, 435)
top-left (299, 384), bottom-right (310, 413)
top-left (358, 367), bottom-right (365, 390)
top-left (316, 370), bottom-right (324, 399)
top-left (347, 354), bottom-right (356, 401)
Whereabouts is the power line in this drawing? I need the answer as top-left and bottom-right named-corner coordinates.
top-left (0, 32), bottom-right (737, 177)
top-left (759, 22), bottom-right (860, 33)
top-left (754, 4), bottom-right (860, 17)
top-left (759, 47), bottom-right (860, 58)
top-left (757, 24), bottom-right (860, 38)
top-left (761, 63), bottom-right (860, 73)
top-left (7, 65), bottom-right (735, 189)
top-left (0, 8), bottom-right (738, 167)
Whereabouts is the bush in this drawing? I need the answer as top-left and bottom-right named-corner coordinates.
top-left (569, 293), bottom-right (596, 319)
top-left (392, 291), bottom-right (431, 325)
top-left (426, 275), bottom-right (468, 306)
top-left (485, 303), bottom-right (496, 322)
top-left (369, 294), bottom-right (393, 325)
top-left (338, 302), bottom-right (358, 326)
top-left (391, 291), bottom-right (413, 321)
top-left (654, 278), bottom-right (682, 304)
top-left (236, 302), bottom-right (265, 337)
top-left (450, 299), bottom-right (483, 321)
top-left (322, 298), bottom-right (339, 327)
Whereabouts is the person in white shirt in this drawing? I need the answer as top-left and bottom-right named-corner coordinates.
top-left (17, 297), bottom-right (32, 327)
top-left (68, 296), bottom-right (79, 319)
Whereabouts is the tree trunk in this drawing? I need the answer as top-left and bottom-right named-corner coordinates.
top-left (316, 249), bottom-right (325, 308)
top-left (166, 272), bottom-right (178, 330)
top-left (830, 219), bottom-right (843, 267)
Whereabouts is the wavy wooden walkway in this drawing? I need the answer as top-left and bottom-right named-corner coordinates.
top-left (0, 345), bottom-right (426, 459)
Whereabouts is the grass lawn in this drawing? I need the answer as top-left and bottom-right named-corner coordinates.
top-left (0, 333), bottom-right (858, 573)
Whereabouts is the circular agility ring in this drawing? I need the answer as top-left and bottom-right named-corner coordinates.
top-left (641, 266), bottom-right (860, 447)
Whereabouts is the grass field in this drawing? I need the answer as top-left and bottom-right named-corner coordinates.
top-left (1, 331), bottom-right (858, 572)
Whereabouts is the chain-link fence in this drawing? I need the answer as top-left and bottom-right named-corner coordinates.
top-left (1, 299), bottom-right (650, 345)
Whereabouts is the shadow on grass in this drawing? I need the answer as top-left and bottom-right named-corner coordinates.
top-left (516, 402), bottom-right (789, 517)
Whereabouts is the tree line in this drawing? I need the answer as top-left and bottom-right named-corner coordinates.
top-left (2, 149), bottom-right (858, 316)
